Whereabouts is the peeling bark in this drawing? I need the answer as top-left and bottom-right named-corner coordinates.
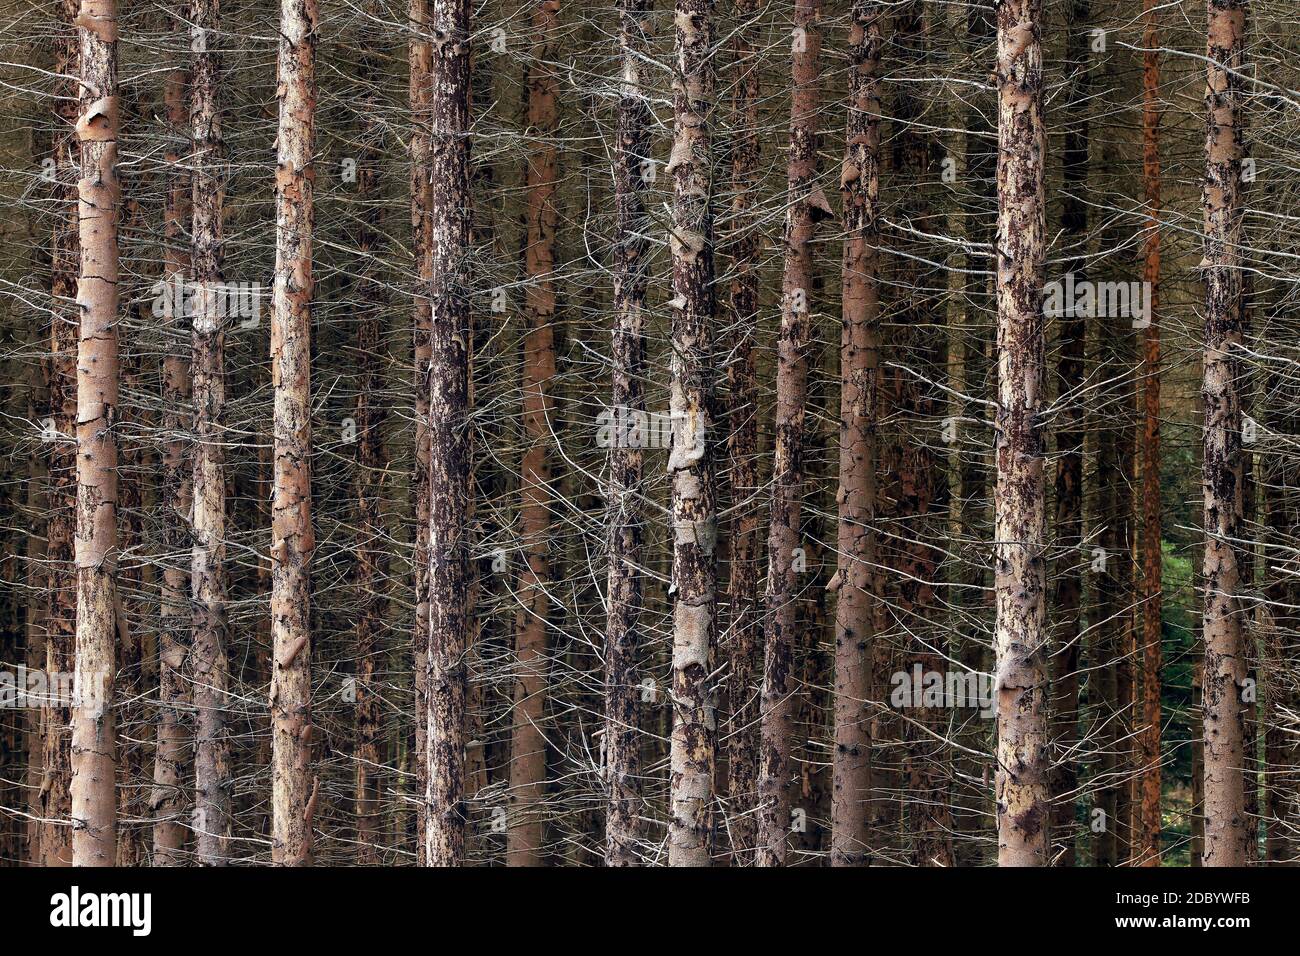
top-left (70, 0), bottom-right (122, 867)
top-left (993, 0), bottom-right (1049, 867)
top-left (756, 0), bottom-right (823, 869)
top-left (603, 0), bottom-right (651, 868)
top-left (666, 0), bottom-right (719, 867)
top-left (831, 0), bottom-right (880, 869)
top-left (424, 0), bottom-right (471, 868)
top-left (1201, 0), bottom-right (1249, 868)
top-left (270, 0), bottom-right (318, 866)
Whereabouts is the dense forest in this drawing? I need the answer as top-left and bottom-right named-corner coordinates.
top-left (0, 0), bottom-right (1294, 872)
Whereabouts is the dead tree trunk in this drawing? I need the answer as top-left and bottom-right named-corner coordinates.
top-left (723, 0), bottom-right (761, 867)
top-left (70, 0), bottom-right (123, 867)
top-left (408, 0), bottom-right (433, 864)
top-left (424, 0), bottom-right (472, 868)
top-left (603, 0), bottom-right (651, 868)
top-left (270, 0), bottom-right (317, 866)
top-left (830, 0), bottom-right (880, 869)
top-left (666, 0), bottom-right (719, 867)
top-left (153, 58), bottom-right (192, 866)
top-left (1201, 0), bottom-right (1249, 868)
top-left (189, 0), bottom-right (231, 866)
top-left (507, 0), bottom-right (559, 867)
top-left (755, 0), bottom-right (824, 868)
top-left (992, 0), bottom-right (1049, 867)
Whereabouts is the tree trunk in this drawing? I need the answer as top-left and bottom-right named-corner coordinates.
top-left (270, 0), bottom-right (317, 866)
top-left (666, 0), bottom-right (719, 867)
top-left (408, 0), bottom-right (433, 865)
top-left (1201, 0), bottom-right (1249, 868)
top-left (755, 0), bottom-right (824, 868)
top-left (153, 58), bottom-right (192, 866)
top-left (602, 0), bottom-right (651, 868)
top-left (507, 0), bottom-right (559, 867)
top-left (831, 0), bottom-right (880, 868)
top-left (190, 0), bottom-right (231, 866)
top-left (992, 0), bottom-right (1049, 867)
top-left (70, 0), bottom-right (123, 867)
top-left (424, 0), bottom-right (472, 868)
top-left (1135, 0), bottom-right (1164, 867)
top-left (722, 0), bottom-right (762, 868)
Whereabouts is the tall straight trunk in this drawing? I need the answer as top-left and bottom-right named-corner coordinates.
top-left (723, 0), bottom-right (761, 867)
top-left (424, 0), bottom-right (472, 868)
top-left (830, 0), bottom-right (880, 868)
top-left (1200, 0), bottom-right (1249, 868)
top-left (408, 0), bottom-right (433, 864)
top-left (153, 59), bottom-right (192, 865)
top-left (1135, 0), bottom-right (1163, 867)
top-left (70, 0), bottom-right (122, 866)
top-left (352, 14), bottom-right (388, 865)
top-left (190, 0), bottom-right (231, 866)
top-left (992, 0), bottom-right (1049, 867)
top-left (41, 0), bottom-right (79, 869)
top-left (507, 0), bottom-right (559, 867)
top-left (270, 0), bottom-right (317, 866)
top-left (666, 0), bottom-right (718, 867)
top-left (755, 0), bottom-right (824, 868)
top-left (603, 0), bottom-right (651, 868)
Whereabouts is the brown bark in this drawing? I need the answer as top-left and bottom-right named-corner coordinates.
top-left (603, 0), bottom-right (651, 868)
top-left (507, 0), bottom-right (559, 867)
top-left (755, 0), bottom-right (824, 869)
top-left (424, 0), bottom-right (472, 868)
top-left (153, 57), bottom-right (191, 864)
top-left (1201, 0), bottom-right (1249, 868)
top-left (723, 0), bottom-right (761, 867)
top-left (993, 0), bottom-right (1049, 867)
top-left (830, 0), bottom-right (880, 868)
top-left (189, 0), bottom-right (231, 866)
top-left (270, 0), bottom-right (317, 866)
top-left (409, 0), bottom-right (433, 865)
top-left (70, 0), bottom-right (122, 867)
top-left (41, 0), bottom-right (80, 869)
top-left (666, 0), bottom-right (719, 867)
top-left (1135, 0), bottom-right (1164, 867)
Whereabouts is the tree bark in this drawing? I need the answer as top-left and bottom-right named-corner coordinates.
top-left (1201, 0), bottom-right (1249, 868)
top-left (408, 0), bottom-right (433, 865)
top-left (603, 0), bottom-right (651, 868)
top-left (70, 0), bottom-right (122, 867)
top-left (153, 58), bottom-right (192, 866)
top-left (270, 0), bottom-right (317, 866)
top-left (666, 0), bottom-right (719, 867)
top-left (189, 0), bottom-right (231, 866)
top-left (507, 0), bottom-right (559, 867)
top-left (992, 0), bottom-right (1049, 867)
top-left (722, 0), bottom-right (761, 868)
top-left (424, 0), bottom-right (472, 868)
top-left (755, 0), bottom-right (824, 868)
top-left (831, 0), bottom-right (880, 869)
